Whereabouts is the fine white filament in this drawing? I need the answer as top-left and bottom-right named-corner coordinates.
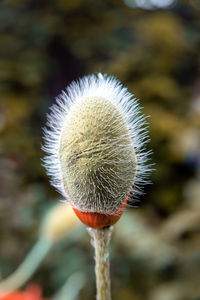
top-left (42, 73), bottom-right (151, 214)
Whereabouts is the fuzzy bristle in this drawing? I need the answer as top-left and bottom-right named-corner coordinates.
top-left (42, 73), bottom-right (152, 215)
top-left (60, 96), bottom-right (136, 214)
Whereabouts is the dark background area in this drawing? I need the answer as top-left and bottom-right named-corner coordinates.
top-left (0, 0), bottom-right (200, 299)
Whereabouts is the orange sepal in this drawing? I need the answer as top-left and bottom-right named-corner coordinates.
top-left (72, 198), bottom-right (128, 229)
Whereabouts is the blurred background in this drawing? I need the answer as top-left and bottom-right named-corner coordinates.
top-left (0, 0), bottom-right (200, 299)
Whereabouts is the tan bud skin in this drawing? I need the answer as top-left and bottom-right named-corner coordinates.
top-left (59, 96), bottom-right (136, 227)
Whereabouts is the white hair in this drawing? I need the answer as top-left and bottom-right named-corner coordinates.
top-left (42, 73), bottom-right (152, 213)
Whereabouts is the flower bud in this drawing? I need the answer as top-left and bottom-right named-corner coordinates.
top-left (43, 74), bottom-right (151, 228)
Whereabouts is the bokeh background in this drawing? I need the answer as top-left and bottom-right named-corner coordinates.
top-left (0, 0), bottom-right (200, 299)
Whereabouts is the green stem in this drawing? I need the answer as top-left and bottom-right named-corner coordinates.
top-left (0, 238), bottom-right (52, 296)
top-left (52, 272), bottom-right (85, 300)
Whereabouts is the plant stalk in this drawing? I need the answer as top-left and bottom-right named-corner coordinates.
top-left (0, 238), bottom-right (52, 296)
top-left (88, 226), bottom-right (113, 300)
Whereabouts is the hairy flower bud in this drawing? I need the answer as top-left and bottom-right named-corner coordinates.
top-left (43, 73), bottom-right (151, 228)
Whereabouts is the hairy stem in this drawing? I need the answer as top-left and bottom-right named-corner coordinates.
top-left (88, 226), bottom-right (113, 300)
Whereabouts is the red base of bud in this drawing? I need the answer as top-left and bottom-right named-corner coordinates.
top-left (72, 198), bottom-right (128, 229)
